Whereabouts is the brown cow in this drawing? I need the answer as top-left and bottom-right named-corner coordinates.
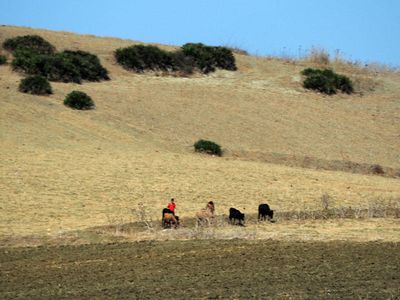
top-left (196, 201), bottom-right (215, 226)
top-left (162, 208), bottom-right (179, 229)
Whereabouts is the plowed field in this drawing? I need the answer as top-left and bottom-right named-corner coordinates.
top-left (1, 240), bottom-right (399, 299)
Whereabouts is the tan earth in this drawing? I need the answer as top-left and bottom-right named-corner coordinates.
top-left (0, 25), bottom-right (399, 243)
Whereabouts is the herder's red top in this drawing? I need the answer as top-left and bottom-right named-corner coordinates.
top-left (167, 202), bottom-right (176, 213)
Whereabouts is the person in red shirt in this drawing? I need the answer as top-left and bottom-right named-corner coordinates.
top-left (164, 198), bottom-right (179, 226)
top-left (167, 198), bottom-right (176, 215)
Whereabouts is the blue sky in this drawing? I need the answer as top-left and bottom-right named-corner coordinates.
top-left (1, 0), bottom-right (399, 66)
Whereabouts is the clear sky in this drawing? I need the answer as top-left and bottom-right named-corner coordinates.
top-left (1, 0), bottom-right (399, 66)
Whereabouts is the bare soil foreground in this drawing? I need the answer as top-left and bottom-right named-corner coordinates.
top-left (1, 240), bottom-right (399, 299)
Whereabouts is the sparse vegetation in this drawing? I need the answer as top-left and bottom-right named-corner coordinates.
top-left (0, 54), bottom-right (6, 65)
top-left (370, 164), bottom-right (384, 175)
top-left (194, 139), bottom-right (222, 156)
top-left (301, 68), bottom-right (354, 95)
top-left (3, 35), bottom-right (55, 55)
top-left (64, 91), bottom-right (94, 110)
top-left (305, 47), bottom-right (330, 65)
top-left (115, 43), bottom-right (237, 75)
top-left (131, 202), bottom-right (154, 231)
top-left (19, 75), bottom-right (52, 95)
top-left (277, 202), bottom-right (400, 221)
top-left (320, 193), bottom-right (333, 210)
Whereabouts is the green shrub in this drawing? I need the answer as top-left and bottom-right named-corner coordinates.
top-left (12, 50), bottom-right (80, 82)
top-left (115, 45), bottom-right (175, 72)
top-left (181, 43), bottom-right (236, 73)
top-left (211, 46), bottom-right (237, 71)
top-left (170, 50), bottom-right (195, 75)
top-left (335, 74), bottom-right (354, 94)
top-left (11, 49), bottom-right (39, 73)
top-left (194, 139), bottom-right (222, 156)
top-left (302, 69), bottom-right (337, 95)
top-left (3, 35), bottom-right (55, 55)
top-left (301, 68), bottom-right (353, 95)
top-left (115, 43), bottom-right (237, 75)
top-left (60, 50), bottom-right (109, 81)
top-left (0, 54), bottom-right (6, 65)
top-left (64, 91), bottom-right (94, 110)
top-left (11, 49), bottom-right (109, 83)
top-left (19, 75), bottom-right (52, 95)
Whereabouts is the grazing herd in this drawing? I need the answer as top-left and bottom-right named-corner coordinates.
top-left (161, 202), bottom-right (274, 229)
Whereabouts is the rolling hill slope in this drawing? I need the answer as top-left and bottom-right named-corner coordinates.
top-left (0, 26), bottom-right (399, 237)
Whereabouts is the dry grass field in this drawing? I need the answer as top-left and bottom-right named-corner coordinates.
top-left (0, 25), bottom-right (399, 244)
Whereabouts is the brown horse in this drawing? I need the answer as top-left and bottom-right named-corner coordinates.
top-left (162, 208), bottom-right (179, 229)
top-left (196, 201), bottom-right (215, 226)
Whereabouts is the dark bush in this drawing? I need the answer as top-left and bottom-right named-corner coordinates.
top-left (301, 68), bottom-right (353, 95)
top-left (11, 49), bottom-right (109, 83)
top-left (303, 69), bottom-right (337, 95)
top-left (211, 46), bottom-right (237, 71)
top-left (194, 139), bottom-right (222, 156)
top-left (12, 50), bottom-right (80, 82)
top-left (301, 68), bottom-right (320, 76)
top-left (0, 54), bottom-right (6, 65)
top-left (11, 49), bottom-right (39, 73)
top-left (115, 45), bottom-right (175, 72)
top-left (19, 75), bottom-right (52, 95)
top-left (41, 52), bottom-right (82, 83)
top-left (170, 50), bottom-right (195, 75)
top-left (335, 74), bottom-right (354, 94)
top-left (3, 35), bottom-right (55, 55)
top-left (60, 50), bottom-right (109, 81)
top-left (64, 91), bottom-right (94, 110)
top-left (181, 43), bottom-right (237, 73)
top-left (181, 43), bottom-right (215, 73)
top-left (115, 43), bottom-right (237, 75)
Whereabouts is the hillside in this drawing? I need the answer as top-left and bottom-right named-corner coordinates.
top-left (0, 26), bottom-right (399, 238)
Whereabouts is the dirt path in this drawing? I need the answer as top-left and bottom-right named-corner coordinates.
top-left (1, 240), bottom-right (399, 299)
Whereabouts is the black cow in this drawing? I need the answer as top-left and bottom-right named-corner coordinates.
top-left (229, 207), bottom-right (245, 226)
top-left (258, 203), bottom-right (274, 221)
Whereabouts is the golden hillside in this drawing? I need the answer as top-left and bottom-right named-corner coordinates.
top-left (0, 26), bottom-right (399, 237)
